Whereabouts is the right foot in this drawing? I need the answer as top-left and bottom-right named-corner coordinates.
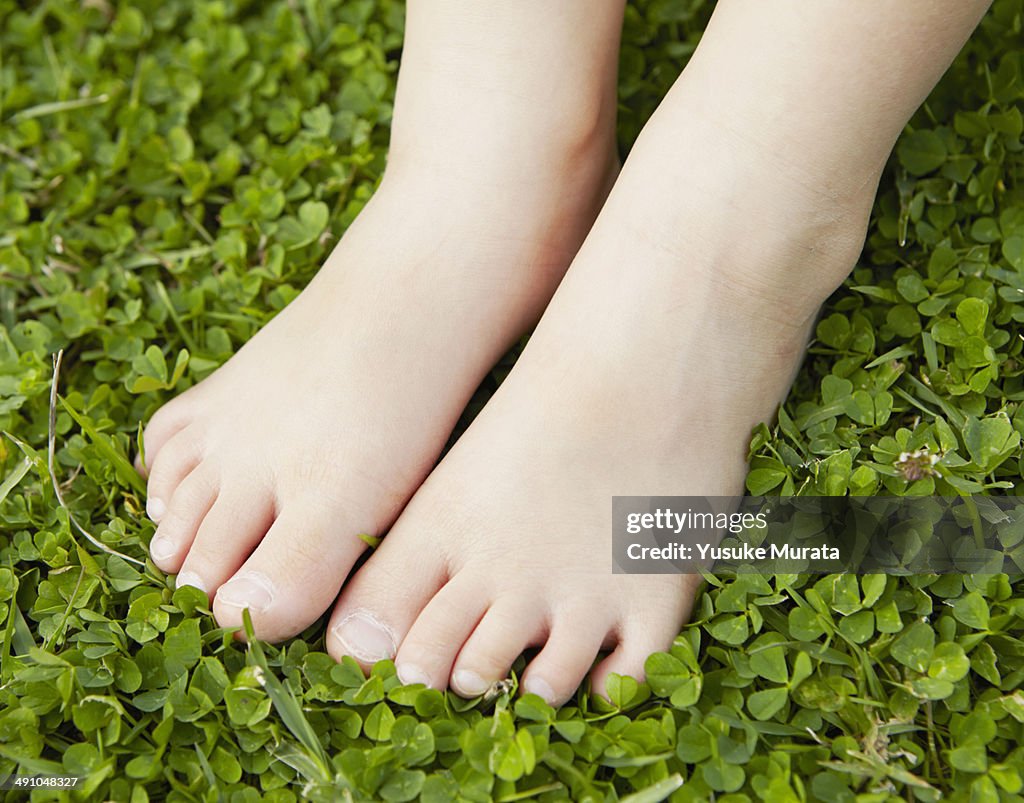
top-left (139, 18), bottom-right (620, 639)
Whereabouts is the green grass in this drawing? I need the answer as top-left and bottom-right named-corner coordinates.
top-left (2, 0), bottom-right (1024, 800)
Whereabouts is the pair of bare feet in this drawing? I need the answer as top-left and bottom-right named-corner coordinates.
top-left (137, 0), bottom-right (986, 705)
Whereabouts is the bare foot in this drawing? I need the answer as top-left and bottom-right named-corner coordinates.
top-left (139, 0), bottom-right (623, 640)
top-left (326, 113), bottom-right (873, 705)
top-left (324, 0), bottom-right (986, 705)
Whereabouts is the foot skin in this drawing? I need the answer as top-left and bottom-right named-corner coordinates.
top-left (325, 118), bottom-right (876, 706)
top-left (140, 141), bottom-right (616, 641)
top-left (140, 0), bottom-right (626, 643)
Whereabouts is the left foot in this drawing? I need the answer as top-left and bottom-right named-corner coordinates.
top-left (326, 115), bottom-right (876, 705)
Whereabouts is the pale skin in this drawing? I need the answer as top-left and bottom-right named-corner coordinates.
top-left (140, 1), bottom-right (992, 705)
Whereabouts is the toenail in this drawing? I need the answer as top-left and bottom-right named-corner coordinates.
top-left (147, 497), bottom-right (166, 522)
top-left (523, 676), bottom-right (557, 704)
top-left (149, 534), bottom-right (176, 562)
top-left (451, 669), bottom-right (490, 698)
top-left (217, 572), bottom-right (275, 612)
top-left (332, 610), bottom-right (397, 663)
top-left (175, 570), bottom-right (208, 594)
top-left (396, 663), bottom-right (432, 688)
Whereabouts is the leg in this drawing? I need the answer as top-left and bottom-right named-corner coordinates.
top-left (140, 0), bottom-right (626, 641)
top-left (328, 0), bottom-right (991, 703)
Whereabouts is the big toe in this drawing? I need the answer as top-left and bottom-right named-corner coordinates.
top-left (210, 498), bottom-right (374, 642)
top-left (326, 536), bottom-right (451, 676)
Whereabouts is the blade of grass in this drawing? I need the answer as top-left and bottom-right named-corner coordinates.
top-left (496, 782), bottom-right (566, 801)
top-left (619, 773), bottom-right (684, 803)
top-left (0, 746), bottom-right (67, 776)
top-left (0, 456), bottom-right (30, 506)
top-left (9, 93), bottom-right (110, 121)
top-left (58, 396), bottom-right (146, 495)
top-left (864, 345), bottom-right (917, 369)
top-left (153, 280), bottom-right (199, 355)
top-left (921, 331), bottom-right (939, 373)
top-left (271, 741), bottom-right (337, 788)
top-left (193, 744), bottom-right (220, 794)
top-left (49, 350), bottom-right (146, 567)
top-left (899, 374), bottom-right (967, 428)
top-left (1, 562), bottom-right (21, 682)
top-left (601, 752), bottom-right (675, 768)
top-left (242, 609), bottom-right (333, 783)
top-left (41, 563), bottom-right (86, 652)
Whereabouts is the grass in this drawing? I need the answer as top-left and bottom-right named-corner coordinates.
top-left (2, 0), bottom-right (1024, 800)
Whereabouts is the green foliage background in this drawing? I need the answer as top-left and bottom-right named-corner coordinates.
top-left (2, 0), bottom-right (1024, 800)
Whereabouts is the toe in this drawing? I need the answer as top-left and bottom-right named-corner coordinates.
top-left (520, 616), bottom-right (610, 707)
top-left (144, 428), bottom-right (204, 523)
top-left (172, 488), bottom-right (275, 593)
top-left (212, 500), bottom-right (377, 643)
top-left (589, 579), bottom-right (700, 698)
top-left (138, 398), bottom-right (196, 477)
top-left (449, 599), bottom-right (545, 698)
top-left (589, 622), bottom-right (679, 701)
top-left (390, 574), bottom-right (489, 689)
top-left (327, 537), bottom-right (448, 671)
top-left (148, 464), bottom-right (219, 576)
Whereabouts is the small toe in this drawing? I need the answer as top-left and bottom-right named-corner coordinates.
top-left (449, 599), bottom-right (545, 698)
top-left (520, 616), bottom-right (610, 707)
top-left (148, 463), bottom-right (218, 574)
top-left (390, 574), bottom-right (489, 689)
top-left (171, 488), bottom-right (275, 592)
top-left (144, 428), bottom-right (204, 523)
top-left (589, 624), bottom-right (678, 700)
top-left (589, 579), bottom-right (699, 698)
top-left (139, 399), bottom-right (195, 476)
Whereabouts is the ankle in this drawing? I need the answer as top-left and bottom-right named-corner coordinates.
top-left (383, 94), bottom-right (619, 199)
top-left (708, 202), bottom-right (870, 328)
top-left (611, 130), bottom-right (875, 327)
top-left (374, 121), bottom-right (619, 281)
